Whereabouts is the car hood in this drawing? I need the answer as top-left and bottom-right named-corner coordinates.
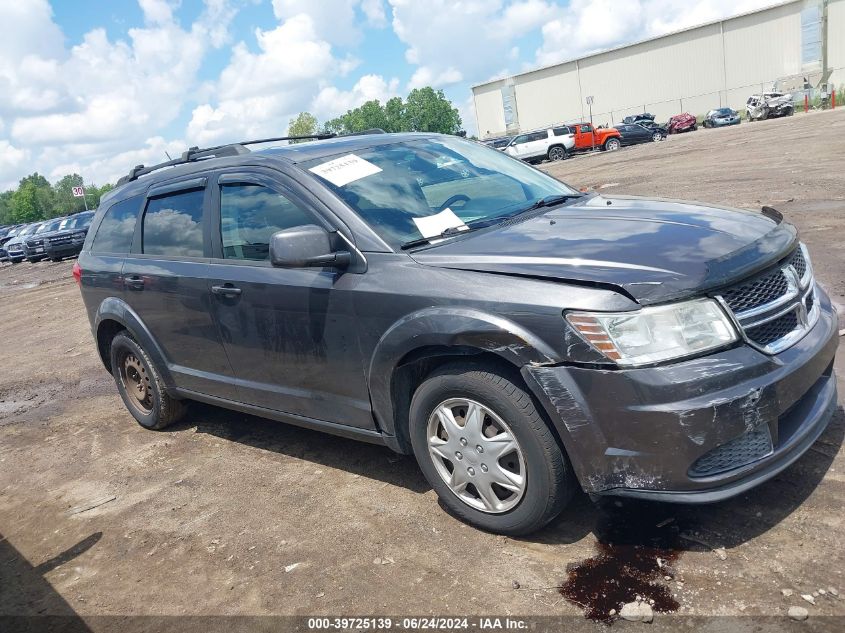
top-left (410, 195), bottom-right (797, 305)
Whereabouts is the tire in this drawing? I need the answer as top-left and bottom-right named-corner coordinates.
top-left (109, 332), bottom-right (186, 430)
top-left (547, 145), bottom-right (567, 161)
top-left (409, 361), bottom-right (573, 535)
top-left (51, 258), bottom-right (62, 262)
top-left (651, 131), bottom-right (663, 141)
top-left (691, 124), bottom-right (697, 131)
top-left (603, 138), bottom-right (620, 151)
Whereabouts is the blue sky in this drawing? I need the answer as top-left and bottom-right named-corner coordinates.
top-left (0, 0), bottom-right (776, 189)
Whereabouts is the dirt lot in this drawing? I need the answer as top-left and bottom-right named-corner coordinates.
top-left (1, 109), bottom-right (844, 631)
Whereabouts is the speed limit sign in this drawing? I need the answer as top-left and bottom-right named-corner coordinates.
top-left (71, 186), bottom-right (85, 197)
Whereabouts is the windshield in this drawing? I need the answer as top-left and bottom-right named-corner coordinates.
top-left (36, 219), bottom-right (64, 233)
top-left (716, 108), bottom-right (733, 115)
top-left (63, 212), bottom-right (93, 230)
top-left (302, 136), bottom-right (580, 247)
top-left (19, 224), bottom-right (40, 236)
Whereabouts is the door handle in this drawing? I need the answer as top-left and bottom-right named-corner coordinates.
top-left (125, 275), bottom-right (145, 290)
top-left (211, 284), bottom-right (242, 297)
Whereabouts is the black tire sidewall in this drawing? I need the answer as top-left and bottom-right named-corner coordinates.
top-left (110, 333), bottom-right (165, 429)
top-left (409, 366), bottom-right (568, 535)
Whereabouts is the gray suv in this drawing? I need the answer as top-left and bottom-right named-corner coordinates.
top-left (76, 132), bottom-right (838, 535)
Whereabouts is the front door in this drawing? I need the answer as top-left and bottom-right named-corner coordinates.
top-left (205, 170), bottom-right (374, 429)
top-left (121, 179), bottom-right (237, 400)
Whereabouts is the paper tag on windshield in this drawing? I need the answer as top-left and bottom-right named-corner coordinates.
top-left (412, 208), bottom-right (468, 239)
top-left (308, 154), bottom-right (382, 187)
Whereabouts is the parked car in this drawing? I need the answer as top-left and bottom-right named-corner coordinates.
top-left (77, 132), bottom-right (837, 535)
top-left (703, 107), bottom-right (741, 128)
top-left (746, 93), bottom-right (794, 120)
top-left (482, 136), bottom-right (513, 150)
top-left (0, 225), bottom-right (22, 262)
top-left (667, 113), bottom-right (698, 133)
top-left (616, 123), bottom-right (667, 144)
top-left (622, 113), bottom-right (655, 124)
top-left (568, 122), bottom-right (622, 152)
top-left (504, 126), bottom-right (574, 163)
top-left (43, 211), bottom-right (95, 261)
top-left (4, 222), bottom-right (42, 264)
top-left (23, 216), bottom-right (66, 263)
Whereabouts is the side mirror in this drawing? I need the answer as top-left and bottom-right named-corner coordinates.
top-left (269, 224), bottom-right (352, 269)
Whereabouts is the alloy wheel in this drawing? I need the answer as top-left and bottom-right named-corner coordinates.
top-left (426, 398), bottom-right (526, 513)
top-left (549, 147), bottom-right (565, 161)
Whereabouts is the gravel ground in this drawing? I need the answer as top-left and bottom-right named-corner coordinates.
top-left (1, 108), bottom-right (843, 632)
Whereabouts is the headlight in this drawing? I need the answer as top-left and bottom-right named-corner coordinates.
top-left (566, 298), bottom-right (738, 366)
top-left (72, 231), bottom-right (86, 241)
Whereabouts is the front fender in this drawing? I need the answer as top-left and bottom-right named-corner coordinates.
top-left (368, 307), bottom-right (559, 439)
top-left (94, 297), bottom-right (176, 390)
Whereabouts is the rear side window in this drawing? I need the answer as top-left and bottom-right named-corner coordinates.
top-left (142, 189), bottom-right (205, 257)
top-left (219, 184), bottom-right (314, 261)
top-left (90, 197), bottom-right (142, 254)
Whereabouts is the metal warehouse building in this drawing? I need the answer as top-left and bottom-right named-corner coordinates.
top-left (473, 0), bottom-right (844, 138)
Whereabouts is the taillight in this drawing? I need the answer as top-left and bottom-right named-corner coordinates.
top-left (72, 261), bottom-right (82, 286)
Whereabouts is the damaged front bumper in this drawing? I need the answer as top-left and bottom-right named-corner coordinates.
top-left (522, 288), bottom-right (839, 503)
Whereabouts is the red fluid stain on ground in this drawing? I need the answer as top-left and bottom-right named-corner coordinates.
top-left (559, 511), bottom-right (682, 623)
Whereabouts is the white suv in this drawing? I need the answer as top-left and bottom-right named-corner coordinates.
top-left (504, 126), bottom-right (575, 163)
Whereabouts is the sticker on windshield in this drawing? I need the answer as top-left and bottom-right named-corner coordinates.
top-left (308, 154), bottom-right (382, 187)
top-left (412, 208), bottom-right (468, 239)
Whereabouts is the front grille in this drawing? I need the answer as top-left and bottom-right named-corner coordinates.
top-left (50, 235), bottom-right (73, 246)
top-left (789, 248), bottom-right (807, 279)
top-left (745, 310), bottom-right (799, 347)
top-left (716, 244), bottom-right (816, 354)
top-left (721, 270), bottom-right (789, 314)
top-left (689, 424), bottom-right (774, 477)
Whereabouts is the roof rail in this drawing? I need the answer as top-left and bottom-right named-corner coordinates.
top-left (116, 133), bottom-right (337, 185)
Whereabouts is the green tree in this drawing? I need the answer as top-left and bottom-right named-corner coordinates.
top-left (10, 181), bottom-right (40, 223)
top-left (53, 173), bottom-right (88, 215)
top-left (403, 87), bottom-right (462, 134)
top-left (0, 190), bottom-right (13, 225)
top-left (287, 112), bottom-right (319, 143)
top-left (383, 96), bottom-right (406, 132)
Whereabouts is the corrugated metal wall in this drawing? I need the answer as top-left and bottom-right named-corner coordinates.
top-left (473, 0), bottom-right (842, 138)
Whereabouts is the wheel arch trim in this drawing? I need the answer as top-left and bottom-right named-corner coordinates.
top-left (367, 307), bottom-right (558, 443)
top-left (93, 298), bottom-right (175, 389)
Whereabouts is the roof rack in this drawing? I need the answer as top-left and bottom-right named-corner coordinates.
top-left (116, 133), bottom-right (338, 185)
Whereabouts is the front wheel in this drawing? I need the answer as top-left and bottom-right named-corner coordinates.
top-left (652, 131), bottom-right (663, 141)
top-left (409, 362), bottom-right (573, 535)
top-left (603, 138), bottom-right (620, 151)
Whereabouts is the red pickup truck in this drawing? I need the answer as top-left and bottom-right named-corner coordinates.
top-left (569, 122), bottom-right (622, 152)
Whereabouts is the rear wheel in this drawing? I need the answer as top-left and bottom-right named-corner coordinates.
top-left (409, 361), bottom-right (573, 535)
top-left (603, 137), bottom-right (620, 151)
top-left (547, 145), bottom-right (567, 161)
top-left (110, 332), bottom-right (186, 430)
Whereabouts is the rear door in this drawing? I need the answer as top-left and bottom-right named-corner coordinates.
top-left (121, 178), bottom-right (237, 400)
top-left (204, 168), bottom-right (374, 429)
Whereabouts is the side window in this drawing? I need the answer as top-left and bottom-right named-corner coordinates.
top-left (552, 126), bottom-right (570, 136)
top-left (219, 184), bottom-right (314, 261)
top-left (528, 132), bottom-right (546, 142)
top-left (90, 197), bottom-right (142, 254)
top-left (142, 189), bottom-right (205, 257)
top-left (580, 124), bottom-right (593, 133)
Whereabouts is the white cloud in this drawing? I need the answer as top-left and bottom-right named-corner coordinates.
top-left (312, 74), bottom-right (400, 119)
top-left (187, 14), bottom-right (345, 144)
top-left (0, 0), bottom-right (236, 189)
top-left (271, 0), bottom-right (362, 47)
top-left (360, 0), bottom-right (388, 27)
top-left (0, 140), bottom-right (29, 189)
top-left (535, 0), bottom-right (781, 66)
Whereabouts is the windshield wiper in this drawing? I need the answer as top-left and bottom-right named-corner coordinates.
top-left (400, 225), bottom-right (478, 250)
top-left (506, 194), bottom-right (582, 217)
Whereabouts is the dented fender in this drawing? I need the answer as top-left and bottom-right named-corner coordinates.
top-left (368, 306), bottom-right (560, 440)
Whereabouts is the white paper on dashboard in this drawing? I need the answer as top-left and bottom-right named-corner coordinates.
top-left (412, 208), bottom-right (469, 238)
top-left (308, 154), bottom-right (382, 187)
